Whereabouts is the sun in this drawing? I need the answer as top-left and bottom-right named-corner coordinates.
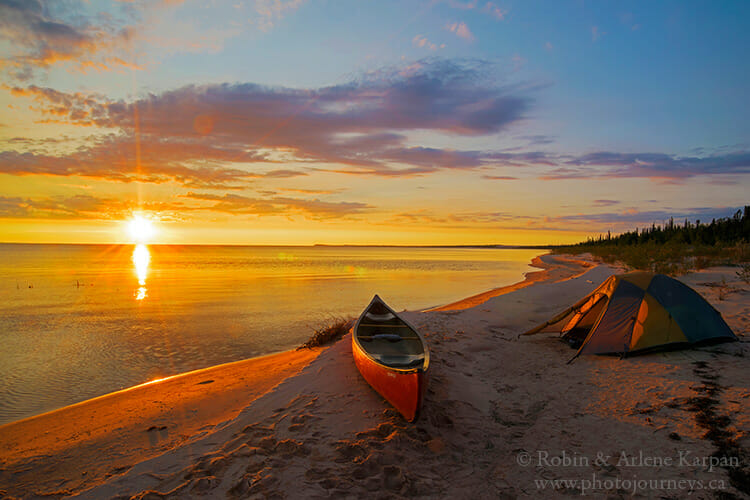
top-left (127, 215), bottom-right (157, 243)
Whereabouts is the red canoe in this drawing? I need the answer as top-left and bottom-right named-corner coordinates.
top-left (352, 295), bottom-right (430, 422)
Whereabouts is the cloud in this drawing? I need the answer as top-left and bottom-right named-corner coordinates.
top-left (555, 151), bottom-right (750, 180)
top-left (183, 192), bottom-right (371, 219)
top-left (0, 193), bottom-right (127, 219)
top-left (412, 35), bottom-right (444, 51)
top-left (482, 175), bottom-right (517, 180)
top-left (0, 189), bottom-right (369, 221)
top-left (0, 0), bottom-right (139, 78)
top-left (518, 135), bottom-right (555, 146)
top-left (384, 209), bottom-right (521, 227)
top-left (483, 2), bottom-right (507, 20)
top-left (12, 55), bottom-right (744, 186)
top-left (482, 149), bottom-right (750, 181)
top-left (6, 59), bottom-right (531, 182)
top-left (445, 22), bottom-right (475, 42)
top-left (0, 0), bottom-right (270, 81)
top-left (0, 137), bottom-right (295, 189)
top-left (444, 1), bottom-right (506, 21)
top-left (548, 206), bottom-right (743, 230)
top-left (591, 26), bottom-right (606, 42)
top-left (252, 0), bottom-right (307, 32)
top-left (593, 199), bottom-right (619, 207)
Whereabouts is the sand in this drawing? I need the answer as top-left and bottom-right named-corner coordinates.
top-left (0, 254), bottom-right (747, 499)
top-left (0, 349), bottom-right (319, 498)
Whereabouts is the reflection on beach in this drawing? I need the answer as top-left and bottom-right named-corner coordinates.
top-left (132, 244), bottom-right (150, 300)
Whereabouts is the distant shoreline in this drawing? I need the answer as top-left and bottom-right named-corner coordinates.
top-left (0, 241), bottom-right (552, 249)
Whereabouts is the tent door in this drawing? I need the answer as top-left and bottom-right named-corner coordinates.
top-left (562, 296), bottom-right (608, 348)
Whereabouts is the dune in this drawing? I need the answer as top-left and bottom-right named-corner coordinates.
top-left (0, 254), bottom-right (747, 498)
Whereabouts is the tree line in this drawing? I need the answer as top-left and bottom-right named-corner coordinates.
top-left (571, 206), bottom-right (750, 247)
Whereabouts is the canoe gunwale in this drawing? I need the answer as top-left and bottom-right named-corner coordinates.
top-left (352, 295), bottom-right (430, 374)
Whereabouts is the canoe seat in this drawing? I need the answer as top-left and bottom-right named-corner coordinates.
top-left (371, 333), bottom-right (402, 342)
top-left (372, 353), bottom-right (425, 368)
top-left (364, 312), bottom-right (396, 322)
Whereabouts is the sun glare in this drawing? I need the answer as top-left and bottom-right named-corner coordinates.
top-left (127, 215), bottom-right (157, 243)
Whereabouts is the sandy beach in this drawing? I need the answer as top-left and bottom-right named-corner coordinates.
top-left (1, 254), bottom-right (748, 499)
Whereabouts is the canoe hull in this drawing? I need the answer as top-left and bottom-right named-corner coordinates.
top-left (352, 338), bottom-right (427, 422)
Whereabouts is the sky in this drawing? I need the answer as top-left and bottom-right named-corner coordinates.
top-left (0, 0), bottom-right (748, 245)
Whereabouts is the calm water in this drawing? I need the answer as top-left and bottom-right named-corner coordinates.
top-left (0, 243), bottom-right (543, 424)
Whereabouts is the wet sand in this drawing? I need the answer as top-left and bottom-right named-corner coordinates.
top-left (0, 349), bottom-right (319, 497)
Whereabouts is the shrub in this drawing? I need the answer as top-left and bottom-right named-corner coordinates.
top-left (737, 263), bottom-right (750, 284)
top-left (298, 316), bottom-right (354, 349)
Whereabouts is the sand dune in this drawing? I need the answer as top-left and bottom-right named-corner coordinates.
top-left (1, 254), bottom-right (747, 498)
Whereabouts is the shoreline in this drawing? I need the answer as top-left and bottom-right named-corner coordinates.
top-left (1, 253), bottom-right (747, 498)
top-left (426, 252), bottom-right (602, 312)
top-left (0, 349), bottom-right (320, 496)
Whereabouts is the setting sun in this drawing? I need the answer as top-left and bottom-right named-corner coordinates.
top-left (127, 215), bottom-right (157, 243)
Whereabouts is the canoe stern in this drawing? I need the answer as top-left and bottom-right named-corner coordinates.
top-left (352, 338), bottom-right (427, 422)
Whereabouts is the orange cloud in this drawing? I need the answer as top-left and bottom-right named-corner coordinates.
top-left (445, 21), bottom-right (475, 42)
top-left (182, 192), bottom-right (371, 219)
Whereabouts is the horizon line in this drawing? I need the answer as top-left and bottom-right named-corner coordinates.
top-left (0, 241), bottom-right (554, 249)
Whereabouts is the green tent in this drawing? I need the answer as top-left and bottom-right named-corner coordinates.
top-left (524, 271), bottom-right (737, 361)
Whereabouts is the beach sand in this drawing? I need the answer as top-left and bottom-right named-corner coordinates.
top-left (1, 254), bottom-right (747, 498)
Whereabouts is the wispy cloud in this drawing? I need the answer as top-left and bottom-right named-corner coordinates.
top-left (0, 193), bottom-right (130, 220)
top-left (0, 0), bottom-right (294, 81)
top-left (591, 26), bottom-right (606, 42)
top-left (547, 206), bottom-right (743, 230)
top-left (183, 192), bottom-right (371, 219)
top-left (553, 151), bottom-right (750, 181)
top-left (482, 175), bottom-right (517, 180)
top-left (252, 0), bottom-right (307, 32)
top-left (482, 149), bottom-right (750, 181)
top-left (444, 0), bottom-right (507, 21)
top-left (445, 22), bottom-right (475, 42)
top-left (511, 54), bottom-right (525, 71)
top-left (0, 189), bottom-right (369, 221)
top-left (0, 0), bottom-right (139, 79)
top-left (483, 2), bottom-right (507, 20)
top-left (412, 35), bottom-right (444, 51)
top-left (443, 0), bottom-right (478, 11)
top-left (593, 199), bottom-right (619, 207)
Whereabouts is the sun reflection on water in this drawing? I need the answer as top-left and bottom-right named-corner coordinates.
top-left (132, 244), bottom-right (150, 300)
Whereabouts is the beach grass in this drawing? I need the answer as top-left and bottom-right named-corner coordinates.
top-left (557, 242), bottom-right (750, 275)
top-left (298, 316), bottom-right (354, 349)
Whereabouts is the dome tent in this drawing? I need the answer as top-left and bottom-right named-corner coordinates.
top-left (524, 272), bottom-right (737, 362)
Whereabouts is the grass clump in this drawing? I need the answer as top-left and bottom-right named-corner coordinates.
top-left (298, 316), bottom-right (354, 349)
top-left (737, 263), bottom-right (750, 284)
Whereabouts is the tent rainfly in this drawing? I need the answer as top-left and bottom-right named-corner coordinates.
top-left (524, 271), bottom-right (737, 362)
